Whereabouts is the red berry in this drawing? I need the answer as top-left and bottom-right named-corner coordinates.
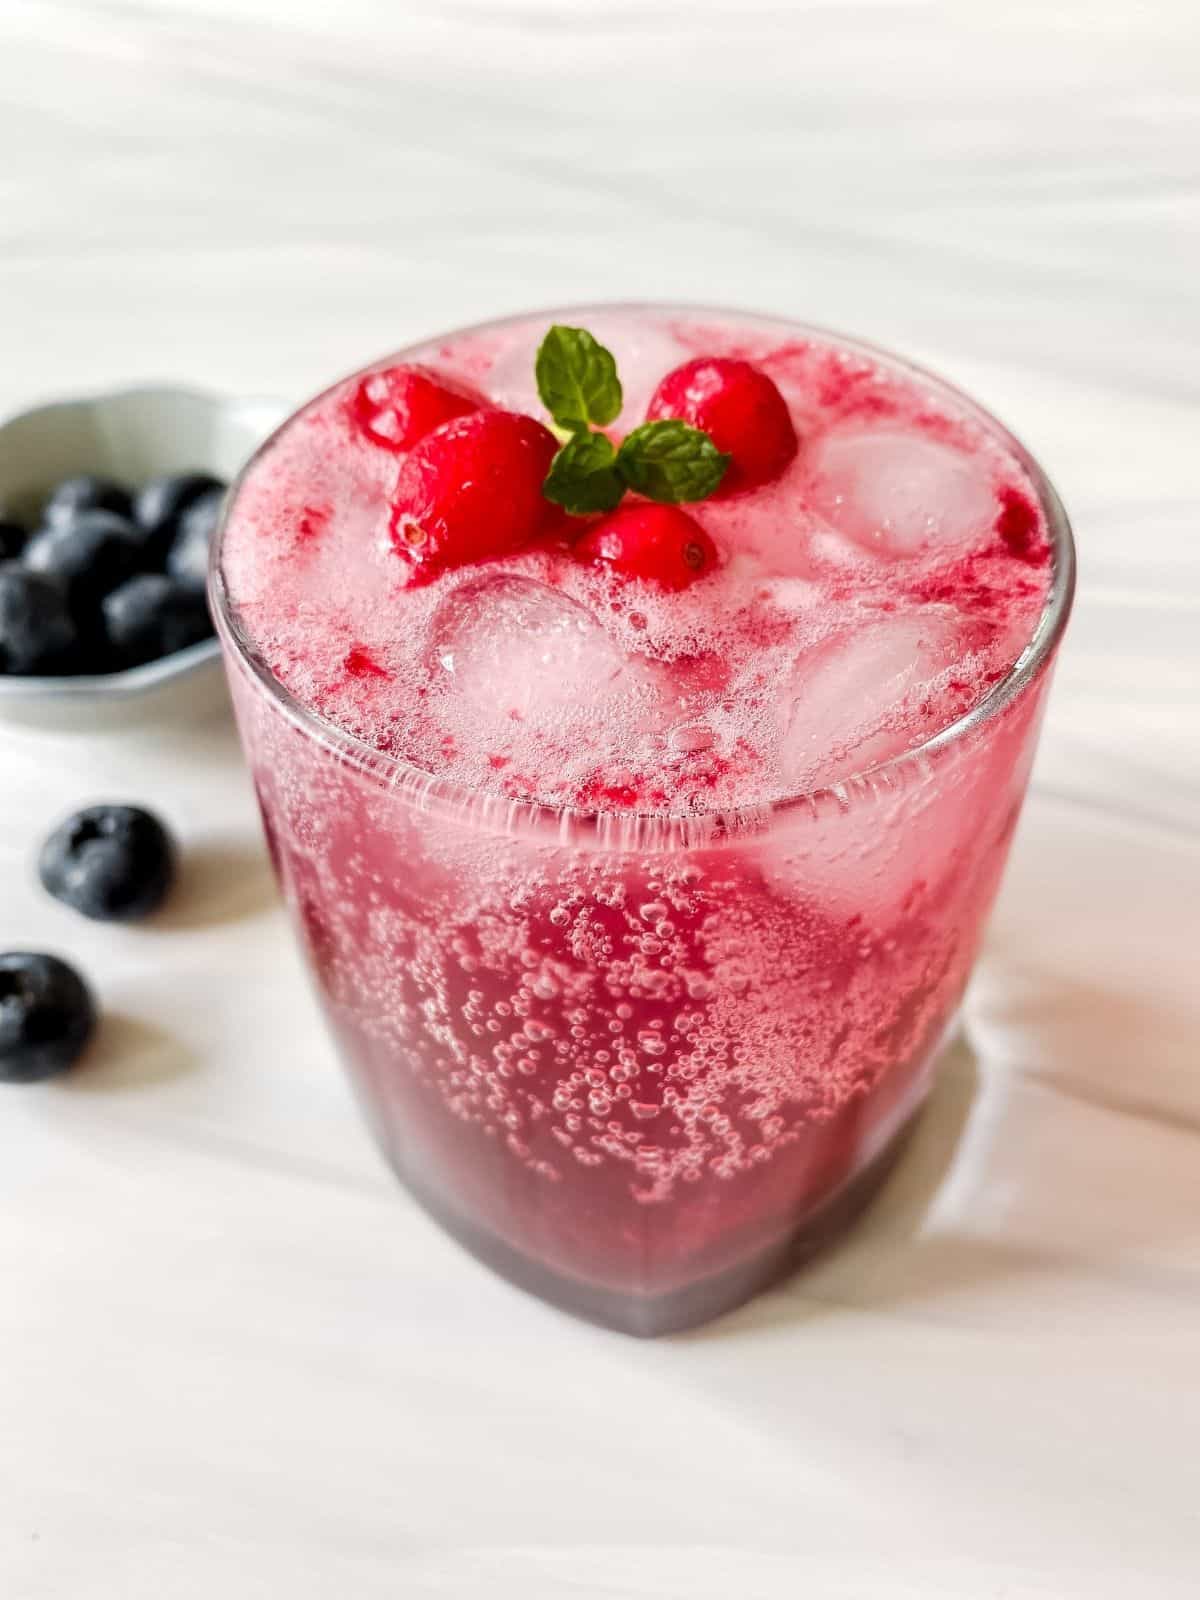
top-left (388, 409), bottom-right (559, 576)
top-left (646, 356), bottom-right (797, 493)
top-left (351, 363), bottom-right (484, 452)
top-left (575, 503), bottom-right (718, 591)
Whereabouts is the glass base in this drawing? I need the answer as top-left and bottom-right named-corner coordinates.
top-left (387, 1109), bottom-right (920, 1337)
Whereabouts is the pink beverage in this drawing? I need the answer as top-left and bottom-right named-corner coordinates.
top-left (214, 307), bottom-right (1072, 1334)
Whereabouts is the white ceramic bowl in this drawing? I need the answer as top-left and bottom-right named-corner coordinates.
top-left (0, 385), bottom-right (287, 730)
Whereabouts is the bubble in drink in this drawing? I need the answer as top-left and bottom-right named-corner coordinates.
top-left (806, 428), bottom-right (995, 559)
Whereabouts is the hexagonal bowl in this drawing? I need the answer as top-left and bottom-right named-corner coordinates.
top-left (0, 385), bottom-right (287, 730)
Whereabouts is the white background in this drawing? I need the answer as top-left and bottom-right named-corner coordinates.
top-left (2, 2), bottom-right (1198, 1595)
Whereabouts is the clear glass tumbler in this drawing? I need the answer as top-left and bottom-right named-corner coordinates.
top-left (211, 311), bottom-right (1074, 1336)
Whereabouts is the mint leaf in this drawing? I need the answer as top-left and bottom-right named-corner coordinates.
top-left (535, 325), bottom-right (623, 433)
top-left (543, 430), bottom-right (624, 515)
top-left (615, 420), bottom-right (730, 504)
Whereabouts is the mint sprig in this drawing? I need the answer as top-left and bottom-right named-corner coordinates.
top-left (535, 326), bottom-right (623, 434)
top-left (535, 324), bottom-right (728, 516)
top-left (543, 431), bottom-right (624, 514)
top-left (616, 421), bottom-right (729, 505)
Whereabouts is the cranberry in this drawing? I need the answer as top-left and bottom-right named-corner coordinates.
top-left (352, 364), bottom-right (484, 453)
top-left (388, 410), bottom-right (558, 577)
top-left (647, 356), bottom-right (797, 494)
top-left (575, 503), bottom-right (718, 591)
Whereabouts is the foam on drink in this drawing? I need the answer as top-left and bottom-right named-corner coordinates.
top-left (221, 311), bottom-right (1051, 813)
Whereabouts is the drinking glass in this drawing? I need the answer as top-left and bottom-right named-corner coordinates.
top-left (211, 309), bottom-right (1074, 1335)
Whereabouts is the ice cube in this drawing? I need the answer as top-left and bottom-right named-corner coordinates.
top-left (806, 429), bottom-right (994, 559)
top-left (779, 610), bottom-right (962, 790)
top-left (430, 574), bottom-right (627, 727)
top-left (759, 760), bottom-right (974, 925)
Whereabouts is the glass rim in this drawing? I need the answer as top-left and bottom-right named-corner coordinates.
top-left (210, 301), bottom-right (1076, 850)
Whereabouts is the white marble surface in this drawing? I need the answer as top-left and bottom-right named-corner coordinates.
top-left (2, 2), bottom-right (1198, 1595)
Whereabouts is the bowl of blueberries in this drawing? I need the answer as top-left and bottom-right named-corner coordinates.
top-left (0, 384), bottom-right (285, 727)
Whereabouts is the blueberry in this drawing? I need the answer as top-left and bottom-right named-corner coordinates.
top-left (0, 518), bottom-right (27, 562)
top-left (43, 474), bottom-right (133, 529)
top-left (23, 511), bottom-right (142, 614)
top-left (39, 804), bottom-right (176, 922)
top-left (0, 563), bottom-right (78, 675)
top-left (102, 573), bottom-right (212, 666)
top-left (0, 952), bottom-right (96, 1083)
top-left (166, 485), bottom-right (225, 593)
top-left (134, 473), bottom-right (225, 562)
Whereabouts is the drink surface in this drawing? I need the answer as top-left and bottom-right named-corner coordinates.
top-left (221, 309), bottom-right (1052, 814)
